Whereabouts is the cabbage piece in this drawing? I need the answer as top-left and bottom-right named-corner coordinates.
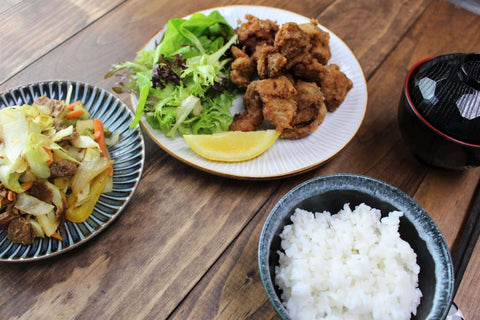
top-left (76, 120), bottom-right (94, 136)
top-left (50, 143), bottom-right (80, 164)
top-left (82, 147), bottom-right (101, 162)
top-left (71, 157), bottom-right (111, 196)
top-left (105, 133), bottom-right (120, 146)
top-left (44, 181), bottom-right (65, 216)
top-left (35, 211), bottom-right (58, 236)
top-left (24, 132), bottom-right (51, 179)
top-left (25, 103), bottom-right (50, 116)
top-left (0, 107), bottom-right (29, 192)
top-left (30, 113), bottom-right (54, 134)
top-left (22, 104), bottom-right (53, 133)
top-left (15, 193), bottom-right (55, 216)
top-left (30, 219), bottom-right (45, 238)
top-left (71, 135), bottom-right (100, 149)
top-left (51, 125), bottom-right (74, 142)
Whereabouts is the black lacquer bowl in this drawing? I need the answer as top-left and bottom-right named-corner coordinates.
top-left (258, 174), bottom-right (454, 320)
top-left (0, 81), bottom-right (145, 262)
top-left (398, 53), bottom-right (480, 169)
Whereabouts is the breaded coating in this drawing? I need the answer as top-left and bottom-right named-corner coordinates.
top-left (229, 81), bottom-right (264, 131)
top-left (299, 19), bottom-right (331, 64)
top-left (236, 14), bottom-right (279, 55)
top-left (291, 53), bottom-right (324, 83)
top-left (318, 64), bottom-right (353, 112)
top-left (230, 46), bottom-right (256, 88)
top-left (291, 56), bottom-right (353, 112)
top-left (281, 81), bottom-right (327, 139)
top-left (230, 76), bottom-right (297, 132)
top-left (256, 44), bottom-right (287, 79)
top-left (274, 22), bottom-right (311, 68)
top-left (230, 15), bottom-right (353, 139)
top-left (258, 76), bottom-right (297, 131)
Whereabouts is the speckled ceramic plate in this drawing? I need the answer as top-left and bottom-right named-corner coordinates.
top-left (0, 81), bottom-right (145, 262)
top-left (134, 5), bottom-right (368, 179)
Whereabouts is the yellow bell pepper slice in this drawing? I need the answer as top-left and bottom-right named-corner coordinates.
top-left (65, 169), bottom-right (109, 223)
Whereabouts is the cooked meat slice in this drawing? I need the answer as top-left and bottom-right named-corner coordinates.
top-left (230, 81), bottom-right (264, 131)
top-left (0, 202), bottom-right (18, 228)
top-left (50, 159), bottom-right (78, 178)
top-left (274, 22), bottom-right (311, 68)
top-left (318, 64), bottom-right (353, 112)
top-left (230, 46), bottom-right (256, 88)
top-left (29, 181), bottom-right (54, 203)
top-left (34, 96), bottom-right (65, 118)
top-left (256, 44), bottom-right (287, 79)
top-left (299, 20), bottom-right (331, 65)
top-left (257, 76), bottom-right (297, 131)
top-left (7, 217), bottom-right (36, 245)
top-left (281, 81), bottom-right (327, 139)
top-left (237, 14), bottom-right (279, 55)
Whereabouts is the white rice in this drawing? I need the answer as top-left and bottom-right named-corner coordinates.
top-left (275, 203), bottom-right (422, 320)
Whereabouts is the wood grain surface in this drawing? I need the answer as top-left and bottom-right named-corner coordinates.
top-left (0, 0), bottom-right (479, 319)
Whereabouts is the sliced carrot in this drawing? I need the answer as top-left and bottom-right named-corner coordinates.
top-left (51, 232), bottom-right (63, 241)
top-left (7, 191), bottom-right (15, 201)
top-left (21, 181), bottom-right (34, 191)
top-left (43, 146), bottom-right (53, 166)
top-left (67, 102), bottom-right (77, 111)
top-left (65, 109), bottom-right (84, 119)
top-left (93, 119), bottom-right (113, 176)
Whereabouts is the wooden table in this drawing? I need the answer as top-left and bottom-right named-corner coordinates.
top-left (1, 0), bottom-right (479, 319)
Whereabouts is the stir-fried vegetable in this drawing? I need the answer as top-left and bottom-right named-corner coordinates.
top-left (106, 10), bottom-right (237, 137)
top-left (0, 96), bottom-right (117, 244)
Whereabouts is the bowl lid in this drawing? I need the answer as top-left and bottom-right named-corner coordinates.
top-left (408, 53), bottom-right (480, 144)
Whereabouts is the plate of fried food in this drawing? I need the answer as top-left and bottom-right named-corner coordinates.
top-left (108, 5), bottom-right (367, 179)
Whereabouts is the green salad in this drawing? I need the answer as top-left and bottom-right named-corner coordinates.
top-left (106, 11), bottom-right (238, 138)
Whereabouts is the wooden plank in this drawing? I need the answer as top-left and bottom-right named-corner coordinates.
top-left (0, 0), bottom-right (22, 15)
top-left (169, 190), bottom-right (284, 319)
top-left (452, 181), bottom-right (480, 294)
top-left (169, 0), bottom-right (480, 318)
top-left (317, 0), bottom-right (433, 77)
top-left (455, 238), bottom-right (480, 319)
top-left (0, 0), bottom-right (125, 84)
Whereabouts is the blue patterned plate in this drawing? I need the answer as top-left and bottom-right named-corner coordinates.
top-left (0, 81), bottom-right (144, 261)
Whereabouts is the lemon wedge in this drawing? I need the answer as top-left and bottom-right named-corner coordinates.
top-left (183, 130), bottom-right (280, 162)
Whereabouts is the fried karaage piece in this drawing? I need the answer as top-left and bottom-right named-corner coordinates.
top-left (299, 19), bottom-right (331, 65)
top-left (256, 44), bottom-right (287, 79)
top-left (257, 76), bottom-right (297, 131)
top-left (292, 55), bottom-right (352, 111)
top-left (230, 76), bottom-right (297, 132)
top-left (318, 64), bottom-right (353, 112)
top-left (229, 81), bottom-right (264, 131)
top-left (230, 46), bottom-right (256, 88)
top-left (274, 22), bottom-right (311, 68)
top-left (281, 81), bottom-right (327, 139)
top-left (236, 14), bottom-right (279, 55)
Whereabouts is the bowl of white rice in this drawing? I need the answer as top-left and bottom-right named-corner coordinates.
top-left (258, 174), bottom-right (454, 320)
